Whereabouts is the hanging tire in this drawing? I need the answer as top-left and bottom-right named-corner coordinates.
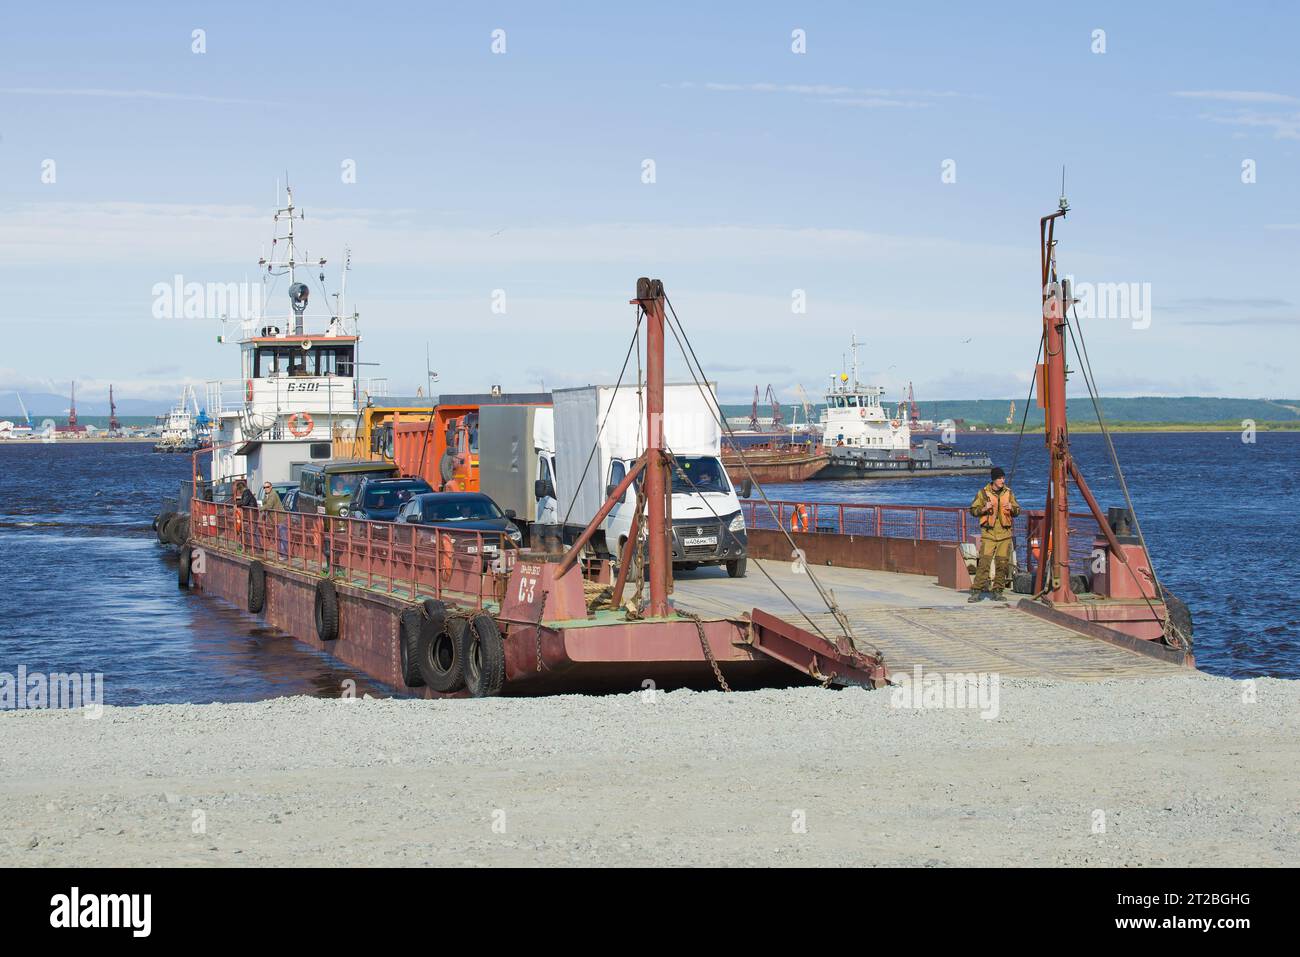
top-left (398, 607), bottom-right (425, 688)
top-left (1167, 595), bottom-right (1194, 641)
top-left (1069, 573), bottom-right (1091, 595)
top-left (314, 579), bottom-right (339, 641)
top-left (1154, 584), bottom-right (1194, 635)
top-left (418, 611), bottom-right (466, 693)
top-left (1162, 591), bottom-right (1194, 647)
top-left (726, 557), bottom-right (748, 579)
top-left (177, 515), bottom-right (191, 543)
top-left (178, 546), bottom-right (193, 588)
top-left (247, 561), bottom-right (266, 613)
top-left (462, 613), bottom-right (506, 698)
top-left (439, 452), bottom-right (456, 485)
top-left (156, 510), bottom-right (175, 544)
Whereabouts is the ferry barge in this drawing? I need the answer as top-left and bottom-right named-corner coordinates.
top-left (169, 203), bottom-right (1195, 698)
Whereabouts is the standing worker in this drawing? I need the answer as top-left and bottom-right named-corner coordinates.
top-left (260, 481), bottom-right (283, 512)
top-left (968, 466), bottom-right (1020, 601)
top-left (261, 481), bottom-right (288, 559)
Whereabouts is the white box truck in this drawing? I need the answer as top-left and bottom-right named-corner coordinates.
top-left (552, 382), bottom-right (750, 577)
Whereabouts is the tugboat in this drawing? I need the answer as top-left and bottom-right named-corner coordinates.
top-left (205, 186), bottom-right (369, 490)
top-left (153, 385), bottom-right (210, 452)
top-left (815, 336), bottom-right (992, 480)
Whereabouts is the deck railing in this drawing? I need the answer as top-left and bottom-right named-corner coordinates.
top-left (741, 498), bottom-right (1104, 575)
top-left (190, 499), bottom-right (515, 608)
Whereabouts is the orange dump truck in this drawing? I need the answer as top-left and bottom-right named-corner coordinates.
top-left (389, 392), bottom-right (552, 494)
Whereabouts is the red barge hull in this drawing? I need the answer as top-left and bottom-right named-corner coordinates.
top-left (185, 501), bottom-right (889, 697)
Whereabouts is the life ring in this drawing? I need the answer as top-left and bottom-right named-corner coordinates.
top-left (245, 379), bottom-right (254, 402)
top-left (891, 419), bottom-right (901, 429)
top-left (288, 411), bottom-right (314, 437)
top-left (859, 409), bottom-right (866, 418)
top-left (790, 504), bottom-right (809, 533)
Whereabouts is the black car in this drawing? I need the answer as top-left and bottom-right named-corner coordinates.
top-left (396, 492), bottom-right (523, 557)
top-left (350, 476), bottom-right (434, 522)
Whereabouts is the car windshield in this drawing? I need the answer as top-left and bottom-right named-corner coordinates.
top-left (670, 456), bottom-right (729, 494)
top-left (363, 481), bottom-right (427, 509)
top-left (420, 497), bottom-right (503, 522)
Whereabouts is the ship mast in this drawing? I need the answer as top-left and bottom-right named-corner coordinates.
top-left (258, 185), bottom-right (326, 335)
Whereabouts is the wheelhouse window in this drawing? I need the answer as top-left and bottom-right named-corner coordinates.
top-left (254, 344), bottom-right (355, 378)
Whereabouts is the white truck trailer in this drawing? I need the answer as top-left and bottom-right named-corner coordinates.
top-left (551, 382), bottom-right (750, 577)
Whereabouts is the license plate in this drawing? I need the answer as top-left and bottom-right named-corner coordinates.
top-left (682, 535), bottom-right (717, 547)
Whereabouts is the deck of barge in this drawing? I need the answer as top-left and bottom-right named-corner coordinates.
top-left (671, 561), bottom-right (1183, 680)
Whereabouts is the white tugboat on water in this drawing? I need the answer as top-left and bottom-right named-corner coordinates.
top-left (817, 335), bottom-right (992, 479)
top-left (153, 385), bottom-right (211, 452)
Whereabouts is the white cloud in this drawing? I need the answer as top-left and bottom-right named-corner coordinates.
top-left (1172, 90), bottom-right (1298, 104)
top-left (0, 200), bottom-right (1017, 267)
top-left (672, 81), bottom-right (971, 108)
top-left (0, 87), bottom-right (273, 106)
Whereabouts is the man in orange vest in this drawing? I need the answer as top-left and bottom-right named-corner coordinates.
top-left (968, 466), bottom-right (1020, 601)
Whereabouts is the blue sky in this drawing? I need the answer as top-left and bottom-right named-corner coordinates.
top-left (1, 0), bottom-right (1298, 409)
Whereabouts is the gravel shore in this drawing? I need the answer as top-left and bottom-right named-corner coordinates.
top-left (2, 673), bottom-right (1296, 867)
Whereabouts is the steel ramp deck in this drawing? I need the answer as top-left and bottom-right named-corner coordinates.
top-left (670, 560), bottom-right (1182, 681)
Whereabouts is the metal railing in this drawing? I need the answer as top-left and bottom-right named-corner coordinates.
top-left (742, 499), bottom-right (978, 541)
top-left (742, 498), bottom-right (1104, 574)
top-left (190, 499), bottom-right (516, 609)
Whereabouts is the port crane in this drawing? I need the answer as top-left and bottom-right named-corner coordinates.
top-left (109, 385), bottom-right (122, 435)
top-left (748, 384), bottom-right (785, 432)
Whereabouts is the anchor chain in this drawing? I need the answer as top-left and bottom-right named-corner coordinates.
top-left (681, 611), bottom-right (730, 692)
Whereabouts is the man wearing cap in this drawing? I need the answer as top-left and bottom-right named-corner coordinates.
top-left (968, 466), bottom-right (1020, 601)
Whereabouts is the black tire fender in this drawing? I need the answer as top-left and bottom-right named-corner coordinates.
top-left (314, 579), bottom-right (339, 641)
top-left (247, 561), bottom-right (266, 613)
top-left (462, 613), bottom-right (506, 698)
top-left (398, 607), bottom-right (424, 688)
top-left (156, 510), bottom-right (175, 543)
top-left (178, 546), bottom-right (193, 589)
top-left (418, 608), bottom-right (467, 694)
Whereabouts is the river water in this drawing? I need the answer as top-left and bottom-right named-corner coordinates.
top-left (0, 433), bottom-right (1294, 704)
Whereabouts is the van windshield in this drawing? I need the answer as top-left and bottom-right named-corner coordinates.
top-left (330, 471), bottom-right (395, 497)
top-left (670, 456), bottom-right (729, 494)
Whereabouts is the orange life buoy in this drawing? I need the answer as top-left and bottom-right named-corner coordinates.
top-left (891, 419), bottom-right (901, 429)
top-left (790, 503), bottom-right (809, 533)
top-left (246, 379), bottom-right (254, 402)
top-left (288, 411), bottom-right (314, 437)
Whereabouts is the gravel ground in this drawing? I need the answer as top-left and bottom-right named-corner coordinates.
top-left (2, 673), bottom-right (1297, 867)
